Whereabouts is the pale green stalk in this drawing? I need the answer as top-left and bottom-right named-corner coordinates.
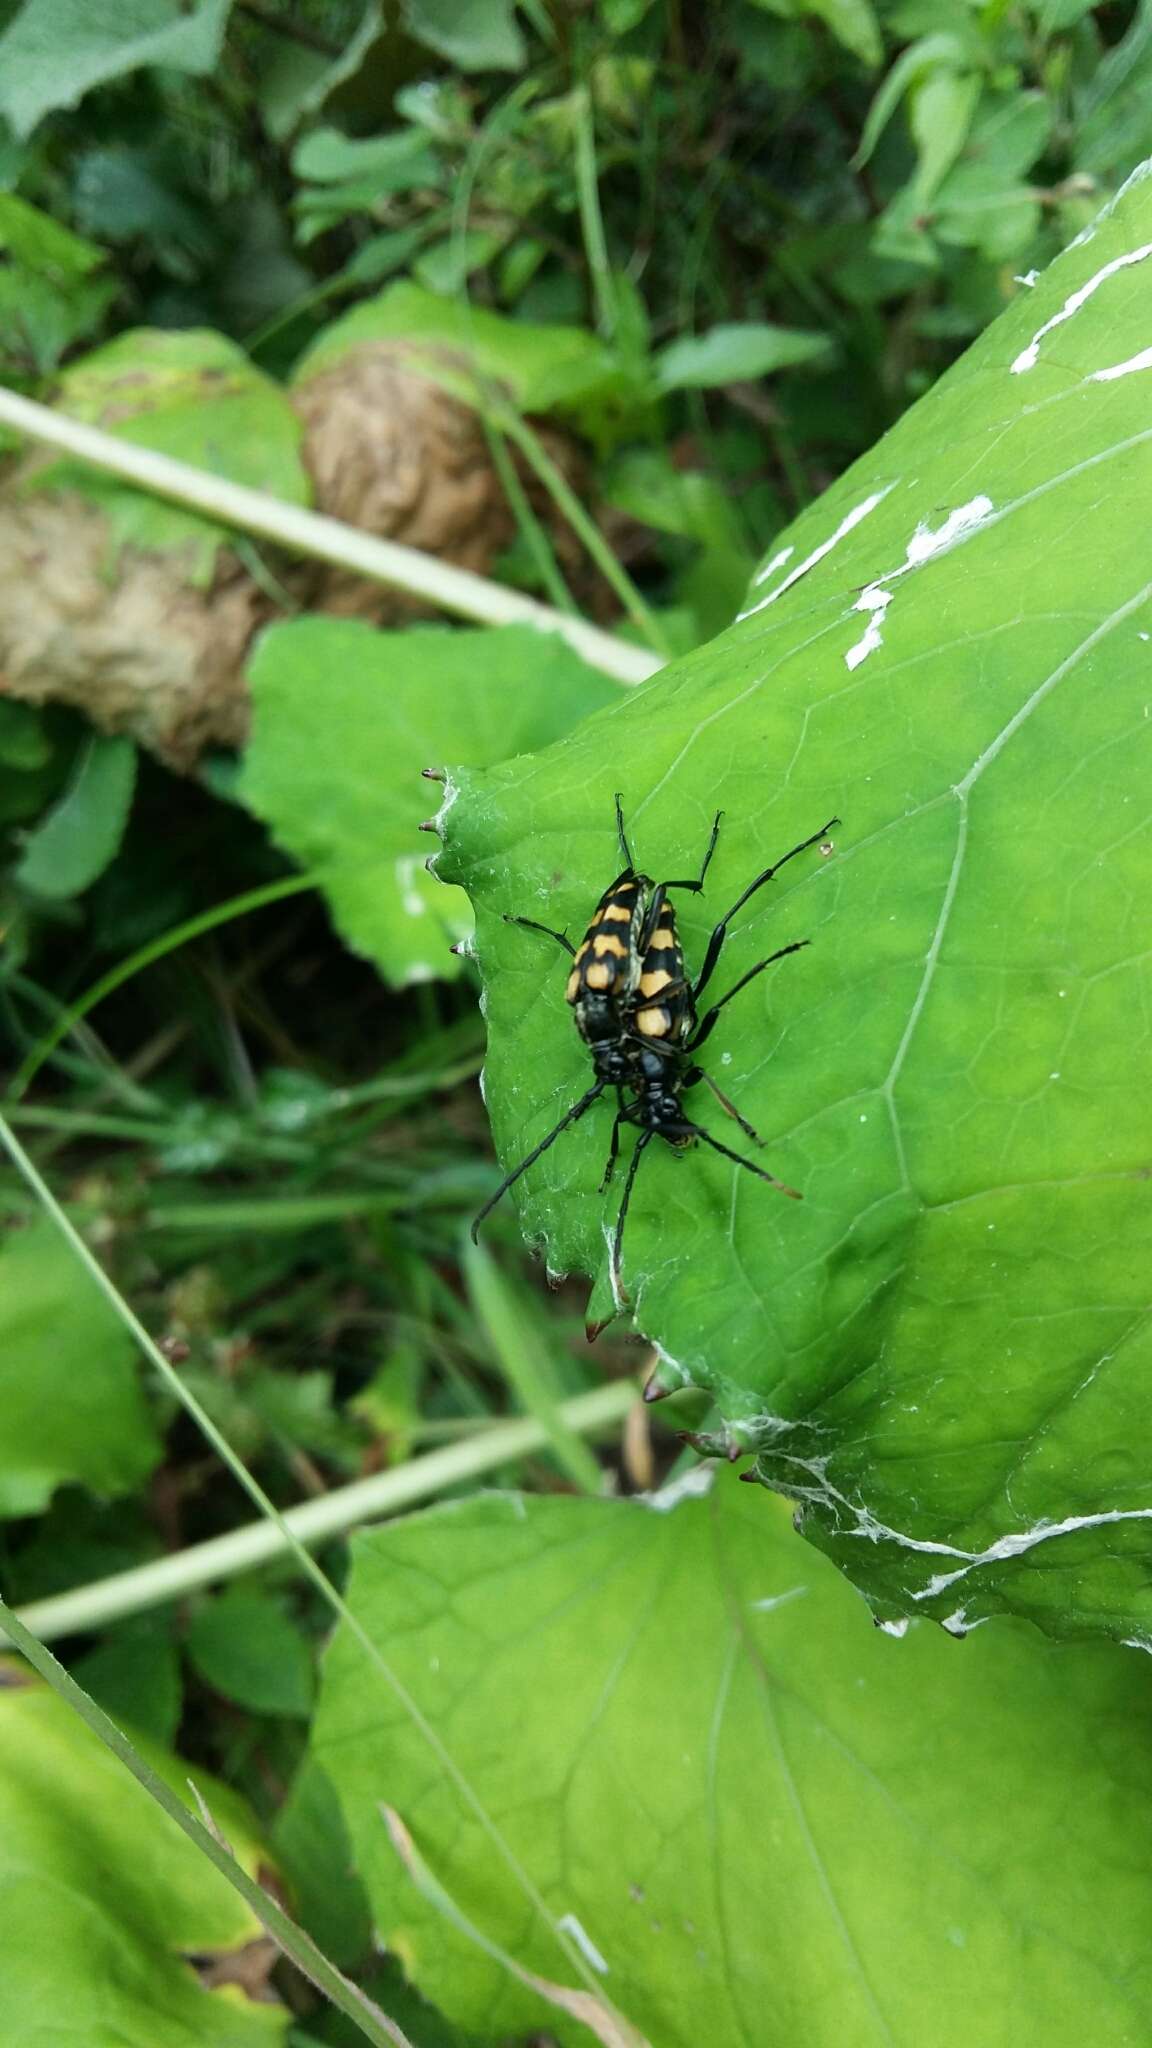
top-left (9, 1382), bottom-right (636, 1644)
top-left (573, 85), bottom-right (616, 341)
top-left (499, 407), bottom-right (672, 653)
top-left (482, 413), bottom-right (580, 615)
top-left (463, 1238), bottom-right (605, 1493)
top-left (0, 384), bottom-right (660, 684)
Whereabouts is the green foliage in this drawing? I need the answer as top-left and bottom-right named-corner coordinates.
top-left (0, 1662), bottom-right (288, 2044)
top-left (187, 1586), bottom-right (315, 1716)
top-left (316, 1479), bottom-right (1152, 2046)
top-left (401, 0), bottom-right (526, 72)
top-left (461, 1239), bottom-right (604, 1492)
top-left (0, 1218), bottom-right (160, 1517)
top-left (4, 9), bottom-right (1152, 2045)
top-left (72, 1618), bottom-right (183, 1744)
top-left (654, 321), bottom-right (833, 389)
top-left (0, 702), bottom-right (71, 827)
top-left (241, 617), bottom-right (618, 986)
top-left (292, 128), bottom-right (442, 245)
top-left (440, 163), bottom-right (1152, 1648)
top-left (253, 3), bottom-right (381, 144)
top-left (272, 1757), bottom-right (374, 1970)
top-left (0, 192), bottom-right (113, 377)
top-left (0, 0), bottom-right (233, 139)
top-left (14, 733), bottom-right (136, 899)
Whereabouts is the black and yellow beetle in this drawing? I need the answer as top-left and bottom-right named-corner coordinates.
top-left (472, 796), bottom-right (838, 1296)
top-left (561, 795), bottom-right (719, 1068)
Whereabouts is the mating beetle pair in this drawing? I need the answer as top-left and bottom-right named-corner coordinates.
top-left (471, 798), bottom-right (838, 1295)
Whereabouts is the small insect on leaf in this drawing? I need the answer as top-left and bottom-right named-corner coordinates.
top-left (473, 798), bottom-right (838, 1312)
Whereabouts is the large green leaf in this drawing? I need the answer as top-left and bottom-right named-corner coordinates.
top-left (315, 1479), bottom-right (1152, 2046)
top-left (0, 1219), bottom-right (161, 1518)
top-left (0, 0), bottom-right (233, 139)
top-left (0, 1662), bottom-right (287, 2045)
top-left (241, 616), bottom-right (618, 987)
top-left (437, 165), bottom-right (1152, 1645)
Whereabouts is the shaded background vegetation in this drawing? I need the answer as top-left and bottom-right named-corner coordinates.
top-left (1, 1), bottom-right (1150, 2038)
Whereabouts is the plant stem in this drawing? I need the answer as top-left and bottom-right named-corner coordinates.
top-left (573, 85), bottom-right (616, 340)
top-left (464, 1237), bottom-right (605, 1494)
top-left (6, 1382), bottom-right (636, 1644)
top-left (483, 413), bottom-right (580, 615)
top-left (5, 1103), bottom-right (312, 1162)
top-left (0, 385), bottom-right (661, 685)
top-left (499, 408), bottom-right (671, 653)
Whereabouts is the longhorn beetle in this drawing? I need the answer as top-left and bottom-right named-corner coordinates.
top-left (471, 798), bottom-right (838, 1297)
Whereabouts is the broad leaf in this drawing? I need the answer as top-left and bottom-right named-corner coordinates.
top-left (0, 1219), bottom-right (161, 1518)
top-left (241, 616), bottom-right (618, 987)
top-left (0, 0), bottom-right (233, 139)
top-left (293, 127), bottom-right (439, 189)
top-left (315, 1480), bottom-right (1152, 2046)
top-left (14, 732), bottom-right (136, 899)
top-left (853, 31), bottom-right (970, 167)
top-left (0, 702), bottom-right (69, 827)
top-left (803, 0), bottom-right (882, 67)
top-left (255, 0), bottom-right (380, 140)
top-left (401, 0), bottom-right (526, 71)
top-left (73, 1618), bottom-right (183, 1745)
top-left (437, 167), bottom-right (1152, 1645)
top-left (292, 126), bottom-right (441, 241)
top-left (0, 190), bottom-right (114, 373)
top-left (272, 1757), bottom-right (374, 1970)
top-left (931, 92), bottom-right (1053, 262)
top-left (0, 1662), bottom-right (287, 2045)
top-left (907, 66), bottom-right (981, 206)
top-left (655, 322), bottom-right (832, 389)
top-left (412, 230), bottom-right (507, 297)
top-left (0, 190), bottom-right (106, 277)
top-left (187, 1587), bottom-right (315, 1717)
